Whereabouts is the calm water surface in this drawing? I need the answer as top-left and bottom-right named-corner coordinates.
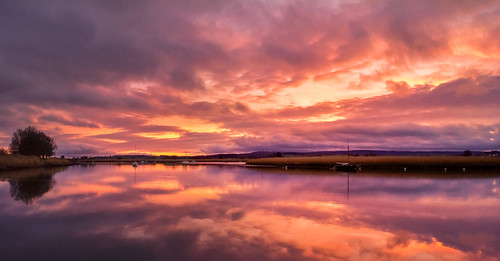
top-left (0, 165), bottom-right (499, 261)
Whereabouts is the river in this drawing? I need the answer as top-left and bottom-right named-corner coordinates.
top-left (0, 164), bottom-right (499, 260)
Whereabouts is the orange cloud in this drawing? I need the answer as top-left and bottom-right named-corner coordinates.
top-left (0, 0), bottom-right (499, 155)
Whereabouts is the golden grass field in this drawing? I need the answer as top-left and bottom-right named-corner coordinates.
top-left (0, 154), bottom-right (71, 170)
top-left (246, 155), bottom-right (500, 171)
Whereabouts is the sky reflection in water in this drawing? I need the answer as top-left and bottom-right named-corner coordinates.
top-left (0, 165), bottom-right (499, 261)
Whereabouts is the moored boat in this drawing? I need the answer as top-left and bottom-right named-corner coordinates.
top-left (333, 162), bottom-right (360, 172)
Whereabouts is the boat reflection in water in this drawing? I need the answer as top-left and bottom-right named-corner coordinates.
top-left (0, 165), bottom-right (499, 261)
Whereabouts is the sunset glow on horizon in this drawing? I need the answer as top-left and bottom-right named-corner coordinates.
top-left (1, 0), bottom-right (499, 156)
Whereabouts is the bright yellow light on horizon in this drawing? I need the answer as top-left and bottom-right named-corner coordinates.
top-left (135, 132), bottom-right (182, 139)
top-left (117, 150), bottom-right (201, 156)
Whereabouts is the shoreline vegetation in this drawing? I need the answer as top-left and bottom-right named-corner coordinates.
top-left (0, 154), bottom-right (71, 171)
top-left (2, 154), bottom-right (499, 174)
top-left (246, 155), bottom-right (500, 172)
top-left (76, 154), bottom-right (500, 172)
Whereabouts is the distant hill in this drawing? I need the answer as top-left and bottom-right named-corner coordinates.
top-left (77, 150), bottom-right (495, 160)
top-left (193, 150), bottom-right (488, 159)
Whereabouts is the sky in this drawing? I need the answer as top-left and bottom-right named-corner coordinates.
top-left (0, 0), bottom-right (499, 156)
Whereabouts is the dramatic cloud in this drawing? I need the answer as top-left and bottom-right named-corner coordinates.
top-left (0, 0), bottom-right (499, 155)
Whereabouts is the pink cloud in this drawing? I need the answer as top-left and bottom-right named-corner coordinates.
top-left (1, 0), bottom-right (499, 155)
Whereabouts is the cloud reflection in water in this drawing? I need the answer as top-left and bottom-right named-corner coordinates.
top-left (0, 165), bottom-right (498, 260)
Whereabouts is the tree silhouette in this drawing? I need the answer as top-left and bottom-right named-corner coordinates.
top-left (9, 126), bottom-right (57, 158)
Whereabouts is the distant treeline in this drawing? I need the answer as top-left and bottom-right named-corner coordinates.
top-left (75, 150), bottom-right (500, 161)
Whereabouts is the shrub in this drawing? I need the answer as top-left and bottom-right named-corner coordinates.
top-left (462, 150), bottom-right (473, 156)
top-left (9, 126), bottom-right (57, 158)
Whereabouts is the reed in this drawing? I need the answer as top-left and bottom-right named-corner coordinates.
top-left (246, 155), bottom-right (500, 171)
top-left (0, 154), bottom-right (71, 170)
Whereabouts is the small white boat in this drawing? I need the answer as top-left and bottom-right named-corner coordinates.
top-left (181, 160), bottom-right (197, 165)
top-left (132, 162), bottom-right (138, 167)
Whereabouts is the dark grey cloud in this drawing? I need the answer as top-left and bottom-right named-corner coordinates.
top-left (3, 0), bottom-right (492, 108)
top-left (56, 142), bottom-right (113, 157)
top-left (39, 115), bottom-right (99, 128)
top-left (1, 0), bottom-right (499, 155)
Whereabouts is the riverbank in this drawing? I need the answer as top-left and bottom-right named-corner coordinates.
top-left (246, 155), bottom-right (500, 172)
top-left (76, 157), bottom-right (246, 165)
top-left (0, 154), bottom-right (72, 171)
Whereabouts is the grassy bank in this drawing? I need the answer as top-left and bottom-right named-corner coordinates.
top-left (246, 155), bottom-right (500, 171)
top-left (0, 154), bottom-right (72, 170)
